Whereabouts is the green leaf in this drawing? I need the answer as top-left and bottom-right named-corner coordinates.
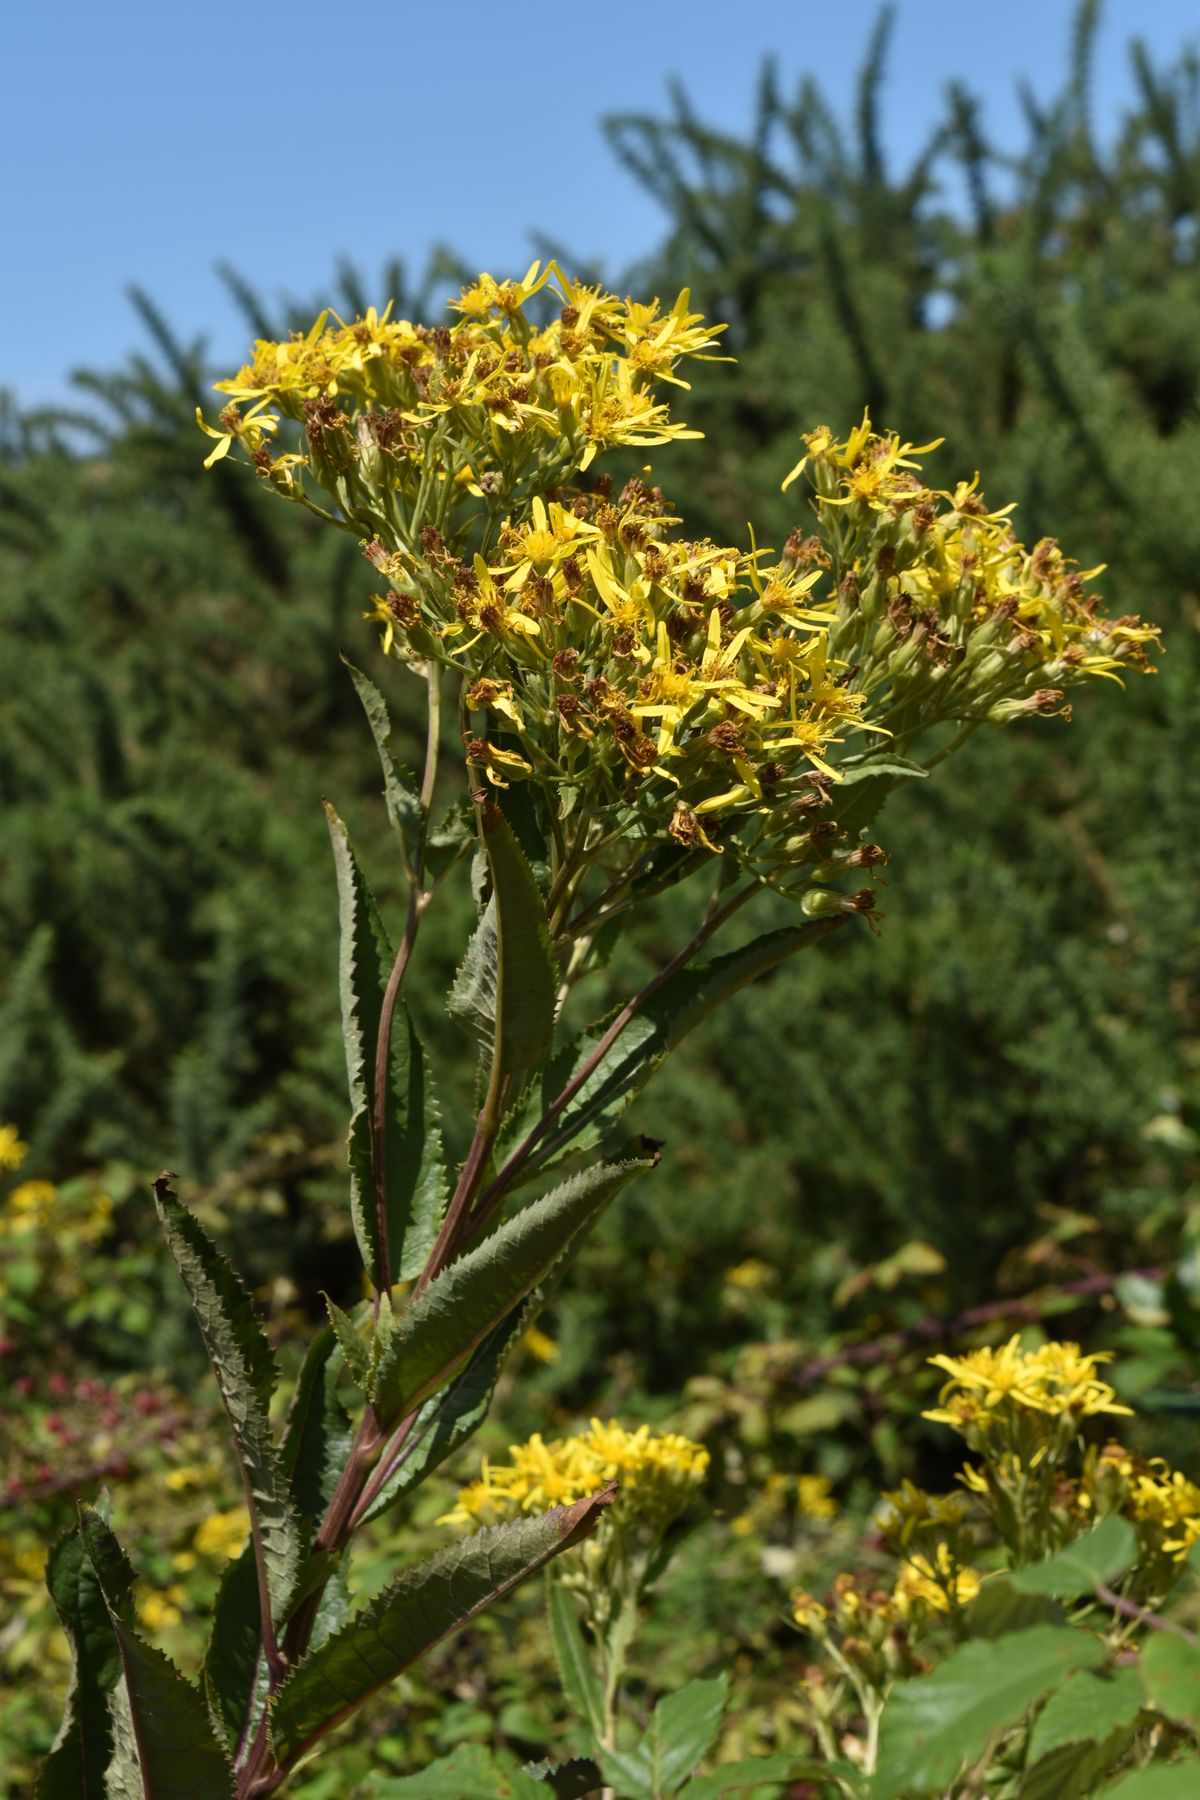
top-left (357, 1298), bottom-right (536, 1528)
top-left (370, 1157), bottom-right (652, 1430)
top-left (836, 753), bottom-right (930, 783)
top-left (1029, 1665), bottom-right (1145, 1762)
top-left (1020, 1731), bottom-right (1139, 1800)
top-left (77, 1508), bottom-right (234, 1799)
top-left (282, 1327), bottom-right (354, 1527)
top-left (153, 1177), bottom-right (301, 1628)
top-left (448, 804), bottom-right (557, 1080)
top-left (326, 803), bottom-right (393, 1287)
top-left (202, 1545), bottom-right (266, 1760)
top-left (1097, 1767), bottom-right (1200, 1798)
top-left (269, 1490), bottom-right (615, 1772)
top-left (377, 995), bottom-right (451, 1282)
top-left (514, 920), bottom-right (841, 1175)
top-left (601, 1677), bottom-right (728, 1799)
top-left (372, 1744), bottom-right (547, 1797)
top-left (1140, 1632), bottom-right (1200, 1731)
top-left (548, 1578), bottom-right (605, 1740)
top-left (966, 1576), bottom-right (1060, 1639)
top-left (521, 1757), bottom-right (605, 1798)
top-left (342, 658), bottom-right (420, 844)
top-left (1009, 1517), bottom-right (1137, 1597)
top-left (681, 1755), bottom-right (843, 1798)
top-left (36, 1528), bottom-right (120, 1799)
top-left (323, 1296), bottom-right (371, 1389)
top-left (651, 1676), bottom-right (729, 1793)
top-left (872, 1625), bottom-right (1106, 1800)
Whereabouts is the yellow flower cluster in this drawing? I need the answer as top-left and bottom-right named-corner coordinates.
top-left (732, 1470), bottom-right (839, 1538)
top-left (439, 1418), bottom-right (708, 1532)
top-left (0, 1124), bottom-right (28, 1170)
top-left (1083, 1445), bottom-right (1200, 1564)
top-left (200, 261), bottom-right (720, 478)
top-left (923, 1336), bottom-right (1132, 1443)
top-left (192, 1506), bottom-right (251, 1562)
top-left (202, 275), bottom-right (1159, 884)
top-left (0, 1179), bottom-right (112, 1245)
top-left (893, 1544), bottom-right (983, 1617)
top-left (799, 416), bottom-right (1160, 728)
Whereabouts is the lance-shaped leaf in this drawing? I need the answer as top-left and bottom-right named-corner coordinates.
top-left (153, 1176), bottom-right (300, 1629)
top-left (77, 1507), bottom-right (233, 1800)
top-left (202, 1545), bottom-right (266, 1763)
top-left (36, 1528), bottom-right (121, 1799)
top-left (377, 997), bottom-right (450, 1281)
top-left (448, 804), bottom-right (557, 1080)
top-left (342, 659), bottom-right (420, 845)
top-left (330, 807), bottom-right (448, 1287)
top-left (370, 1157), bottom-right (652, 1430)
top-left (326, 803), bottom-right (393, 1282)
top-left (507, 918), bottom-right (843, 1176)
top-left (282, 1327), bottom-right (354, 1527)
top-left (548, 1578), bottom-right (605, 1741)
top-left (357, 1295), bottom-right (538, 1528)
top-left (269, 1489), bottom-right (615, 1772)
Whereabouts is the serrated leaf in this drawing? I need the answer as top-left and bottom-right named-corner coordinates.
top-left (36, 1529), bottom-right (120, 1799)
top-left (1140, 1633), bottom-right (1200, 1731)
top-left (376, 997), bottom-right (451, 1282)
top-left (77, 1509), bottom-right (234, 1800)
top-left (153, 1177), bottom-right (300, 1628)
top-left (549, 1578), bottom-right (605, 1741)
top-left (1028, 1665), bottom-right (1144, 1764)
top-left (447, 805), bottom-right (557, 1079)
top-left (269, 1489), bottom-right (615, 1772)
top-left (1098, 1767), bottom-right (1200, 1798)
top-left (521, 1757), bottom-right (604, 1798)
top-left (370, 1157), bottom-right (651, 1429)
top-left (512, 920), bottom-right (842, 1178)
top-left (342, 659), bottom-right (420, 843)
top-left (1009, 1516), bottom-right (1136, 1598)
top-left (282, 1328), bottom-right (354, 1527)
top-left (872, 1625), bottom-right (1106, 1800)
top-left (357, 1298), bottom-right (536, 1528)
top-left (323, 1297), bottom-right (371, 1388)
top-left (202, 1545), bottom-right (266, 1761)
top-left (326, 804), bottom-right (394, 1285)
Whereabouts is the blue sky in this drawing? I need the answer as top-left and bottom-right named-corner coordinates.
top-left (7, 0), bottom-right (1199, 408)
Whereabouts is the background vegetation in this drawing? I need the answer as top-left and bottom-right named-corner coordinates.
top-left (4, 4), bottom-right (1199, 1788)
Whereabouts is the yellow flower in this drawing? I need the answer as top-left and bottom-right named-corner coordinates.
top-left (0, 1124), bottom-right (29, 1170)
top-left (894, 1544), bottom-right (982, 1616)
top-left (138, 1586), bottom-right (186, 1633)
top-left (924, 1337), bottom-right (1131, 1434)
top-left (521, 1325), bottom-right (560, 1365)
top-left (725, 1258), bottom-right (773, 1290)
top-left (193, 1507), bottom-right (251, 1561)
top-left (797, 1475), bottom-right (839, 1521)
top-left (439, 1419), bottom-right (708, 1531)
top-left (792, 1592), bottom-right (829, 1631)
